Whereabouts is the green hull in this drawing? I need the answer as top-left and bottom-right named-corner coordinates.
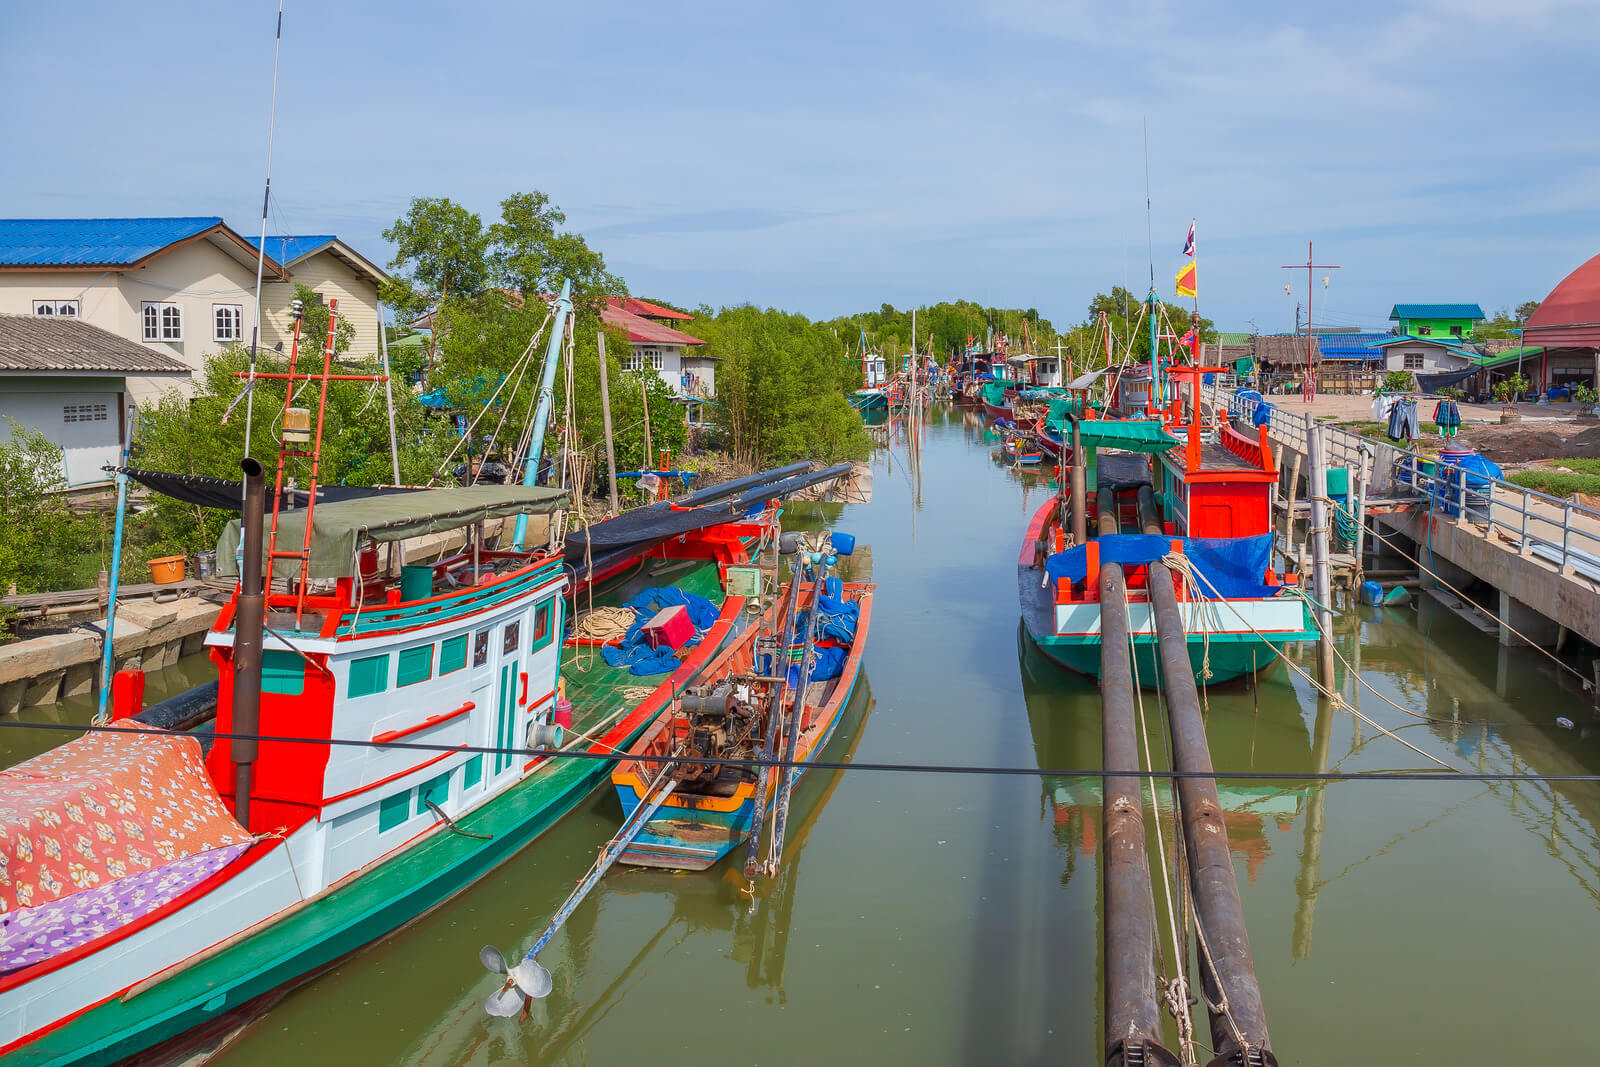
top-left (15, 721), bottom-right (652, 1067)
top-left (1024, 629), bottom-right (1306, 685)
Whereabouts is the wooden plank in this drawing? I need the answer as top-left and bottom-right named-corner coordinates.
top-left (2, 578), bottom-right (207, 610)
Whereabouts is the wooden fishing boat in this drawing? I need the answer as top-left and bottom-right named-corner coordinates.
top-left (1018, 368), bottom-right (1315, 683)
top-left (0, 293), bottom-right (849, 1065)
top-left (850, 388), bottom-right (889, 412)
top-left (610, 573), bottom-right (874, 872)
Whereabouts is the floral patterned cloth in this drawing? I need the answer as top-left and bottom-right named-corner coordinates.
top-left (0, 721), bottom-right (252, 916)
top-left (0, 841), bottom-right (250, 974)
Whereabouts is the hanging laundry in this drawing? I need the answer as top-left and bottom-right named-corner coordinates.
top-left (1433, 398), bottom-right (1461, 439)
top-left (1372, 392), bottom-right (1396, 424)
top-left (1387, 398), bottom-right (1419, 443)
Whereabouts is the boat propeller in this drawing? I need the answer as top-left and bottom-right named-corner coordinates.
top-left (479, 944), bottom-right (553, 1018)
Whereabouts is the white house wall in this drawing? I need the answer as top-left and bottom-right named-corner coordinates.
top-left (260, 251), bottom-right (382, 359)
top-left (1384, 345), bottom-right (1472, 375)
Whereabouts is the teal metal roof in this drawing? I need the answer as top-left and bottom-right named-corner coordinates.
top-left (0, 216), bottom-right (222, 266)
top-left (1388, 304), bottom-right (1485, 321)
top-left (1364, 334), bottom-right (1476, 352)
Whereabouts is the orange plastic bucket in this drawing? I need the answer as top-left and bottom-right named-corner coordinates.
top-left (148, 555), bottom-right (186, 584)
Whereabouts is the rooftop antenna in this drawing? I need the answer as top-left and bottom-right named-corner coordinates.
top-left (243, 0), bottom-right (285, 458)
top-left (1143, 117), bottom-right (1154, 288)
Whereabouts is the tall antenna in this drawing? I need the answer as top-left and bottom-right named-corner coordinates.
top-left (243, 0), bottom-right (286, 457)
top-left (1142, 117), bottom-right (1154, 287)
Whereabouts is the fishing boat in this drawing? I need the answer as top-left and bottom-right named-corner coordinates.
top-left (610, 539), bottom-right (873, 872)
top-left (849, 332), bottom-right (889, 412)
top-left (1017, 364), bottom-right (1315, 683)
top-left (0, 292), bottom-right (849, 1065)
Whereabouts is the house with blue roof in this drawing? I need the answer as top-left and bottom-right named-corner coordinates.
top-left (0, 218), bottom-right (388, 404)
top-left (1388, 303), bottom-right (1485, 341)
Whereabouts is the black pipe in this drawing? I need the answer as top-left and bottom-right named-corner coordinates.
top-left (231, 457), bottom-right (267, 829)
top-left (134, 679), bottom-right (219, 733)
top-left (1137, 486), bottom-right (1163, 536)
top-left (1148, 561), bottom-right (1277, 1067)
top-left (1100, 564), bottom-right (1180, 1067)
top-left (675, 461), bottom-right (813, 506)
top-left (1070, 416), bottom-right (1087, 546)
top-left (1097, 486), bottom-right (1119, 538)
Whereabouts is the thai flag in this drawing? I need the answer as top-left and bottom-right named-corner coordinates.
top-left (1179, 328), bottom-right (1198, 354)
top-left (1181, 220), bottom-right (1195, 257)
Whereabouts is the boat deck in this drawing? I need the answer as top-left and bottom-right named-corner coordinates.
top-left (561, 558), bottom-right (730, 738)
top-left (1198, 440), bottom-right (1256, 472)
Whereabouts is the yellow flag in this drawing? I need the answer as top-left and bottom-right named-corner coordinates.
top-left (1175, 261), bottom-right (1197, 298)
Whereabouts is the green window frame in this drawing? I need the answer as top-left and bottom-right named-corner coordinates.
top-left (379, 790), bottom-right (410, 832)
top-left (530, 600), bottom-right (555, 653)
top-left (439, 634), bottom-right (469, 675)
top-left (397, 645), bottom-right (433, 687)
top-left (416, 772), bottom-right (451, 815)
top-left (348, 654), bottom-right (389, 698)
top-left (261, 650), bottom-right (305, 696)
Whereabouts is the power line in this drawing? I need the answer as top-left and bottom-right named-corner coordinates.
top-left (1, 718), bottom-right (1594, 785)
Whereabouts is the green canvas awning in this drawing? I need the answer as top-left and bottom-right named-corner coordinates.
top-left (218, 484), bottom-right (570, 580)
top-left (1076, 419), bottom-right (1180, 453)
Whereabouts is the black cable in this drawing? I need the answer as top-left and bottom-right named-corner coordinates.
top-left (1, 718), bottom-right (1598, 783)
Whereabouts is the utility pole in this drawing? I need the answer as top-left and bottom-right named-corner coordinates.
top-left (1281, 242), bottom-right (1340, 404)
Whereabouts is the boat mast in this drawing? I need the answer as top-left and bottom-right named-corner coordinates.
top-left (512, 279), bottom-right (574, 549)
top-left (243, 0), bottom-right (285, 457)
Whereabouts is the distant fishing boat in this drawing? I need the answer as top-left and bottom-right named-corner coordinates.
top-left (611, 542), bottom-right (873, 873)
top-left (1018, 364), bottom-right (1315, 683)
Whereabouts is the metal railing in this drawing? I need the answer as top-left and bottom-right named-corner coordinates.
top-left (1205, 384), bottom-right (1600, 580)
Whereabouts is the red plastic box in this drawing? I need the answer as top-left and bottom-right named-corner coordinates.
top-left (640, 604), bottom-right (693, 650)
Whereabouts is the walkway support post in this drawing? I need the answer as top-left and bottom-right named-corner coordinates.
top-left (1101, 562), bottom-right (1179, 1067)
top-left (1149, 561), bottom-right (1277, 1066)
top-left (1304, 422), bottom-right (1336, 685)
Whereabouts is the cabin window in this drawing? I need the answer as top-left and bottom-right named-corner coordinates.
top-left (415, 772), bottom-right (451, 815)
top-left (378, 790), bottom-right (410, 832)
top-left (32, 299), bottom-right (79, 317)
top-left (141, 301), bottom-right (182, 342)
top-left (440, 634), bottom-right (469, 675)
top-left (397, 645), bottom-right (434, 687)
top-left (213, 303), bottom-right (243, 341)
top-left (462, 755), bottom-right (483, 790)
top-left (530, 601), bottom-right (553, 652)
top-left (348, 653), bottom-right (389, 698)
top-left (473, 628), bottom-right (489, 667)
top-left (503, 621), bottom-right (520, 654)
top-left (261, 650), bottom-right (305, 696)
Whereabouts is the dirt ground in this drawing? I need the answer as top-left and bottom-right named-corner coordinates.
top-left (1261, 393), bottom-right (1600, 466)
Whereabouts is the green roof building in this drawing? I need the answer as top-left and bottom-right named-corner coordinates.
top-left (1388, 303), bottom-right (1485, 341)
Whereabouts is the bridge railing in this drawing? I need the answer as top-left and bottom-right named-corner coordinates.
top-left (1203, 384), bottom-right (1600, 579)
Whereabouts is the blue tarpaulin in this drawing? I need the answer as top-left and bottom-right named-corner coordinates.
top-left (601, 586), bottom-right (721, 676)
top-left (786, 575), bottom-right (859, 684)
top-left (1045, 533), bottom-right (1277, 599)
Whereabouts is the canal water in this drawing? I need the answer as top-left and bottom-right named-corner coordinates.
top-left (14, 405), bottom-right (1600, 1064)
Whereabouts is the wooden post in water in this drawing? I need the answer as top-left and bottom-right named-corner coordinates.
top-left (596, 331), bottom-right (620, 515)
top-left (1305, 422), bottom-right (1336, 685)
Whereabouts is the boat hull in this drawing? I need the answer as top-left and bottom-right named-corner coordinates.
top-left (851, 390), bottom-right (888, 411)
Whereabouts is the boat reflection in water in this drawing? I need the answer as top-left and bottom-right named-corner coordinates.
top-left (1016, 626), bottom-right (1317, 888)
top-left (395, 674), bottom-right (874, 1065)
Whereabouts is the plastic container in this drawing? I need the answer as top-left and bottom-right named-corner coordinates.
top-left (399, 564), bottom-right (434, 602)
top-left (641, 604), bottom-right (693, 650)
top-left (194, 550), bottom-right (216, 579)
top-left (553, 698), bottom-right (573, 730)
top-left (1359, 580), bottom-right (1383, 606)
top-left (829, 531), bottom-right (857, 556)
top-left (148, 555), bottom-right (186, 584)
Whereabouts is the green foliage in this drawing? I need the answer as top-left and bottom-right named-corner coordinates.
top-left (827, 301), bottom-right (1058, 366)
top-left (1508, 469), bottom-right (1600, 499)
top-left (0, 420), bottom-right (99, 631)
top-left (694, 306), bottom-right (871, 466)
top-left (1383, 370), bottom-right (1415, 392)
top-left (488, 192), bottom-right (626, 313)
top-left (1494, 372), bottom-right (1530, 404)
top-left (1573, 384), bottom-right (1597, 406)
top-left (1477, 300), bottom-right (1543, 339)
top-left (130, 346), bottom-right (453, 559)
top-left (292, 283), bottom-right (355, 355)
top-left (382, 197), bottom-right (491, 307)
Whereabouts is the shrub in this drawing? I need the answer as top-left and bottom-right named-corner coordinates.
top-left (0, 420), bottom-right (101, 634)
top-left (1382, 370), bottom-right (1414, 392)
top-left (1508, 469), bottom-right (1600, 498)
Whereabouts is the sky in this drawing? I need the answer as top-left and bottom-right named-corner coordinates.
top-left (4, 0), bottom-right (1598, 333)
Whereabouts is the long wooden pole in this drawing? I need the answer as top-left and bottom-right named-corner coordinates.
top-left (1305, 422), bottom-right (1337, 684)
top-left (596, 331), bottom-right (620, 514)
top-left (377, 301), bottom-right (402, 485)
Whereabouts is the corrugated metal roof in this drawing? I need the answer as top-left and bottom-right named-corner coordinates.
top-left (1525, 251), bottom-right (1600, 348)
top-left (1364, 334), bottom-right (1475, 352)
top-left (1312, 332), bottom-right (1393, 359)
top-left (1216, 332), bottom-right (1253, 345)
top-left (601, 303), bottom-right (704, 346)
top-left (243, 234), bottom-right (336, 264)
top-left (1474, 347), bottom-right (1545, 370)
top-left (0, 314), bottom-right (191, 375)
top-left (1388, 303), bottom-right (1485, 321)
top-left (613, 296), bottom-right (693, 321)
top-left (0, 217), bottom-right (222, 266)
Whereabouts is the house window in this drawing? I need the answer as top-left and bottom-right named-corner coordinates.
top-left (62, 403), bottom-right (109, 423)
top-left (141, 301), bottom-right (182, 342)
top-left (32, 299), bottom-right (79, 317)
top-left (1403, 353), bottom-right (1424, 370)
top-left (624, 346), bottom-right (665, 372)
top-left (1415, 325), bottom-right (1432, 337)
top-left (214, 304), bottom-right (244, 342)
top-left (1449, 325), bottom-right (1463, 337)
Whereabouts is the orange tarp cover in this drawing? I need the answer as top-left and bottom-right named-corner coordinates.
top-left (0, 722), bottom-right (251, 913)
